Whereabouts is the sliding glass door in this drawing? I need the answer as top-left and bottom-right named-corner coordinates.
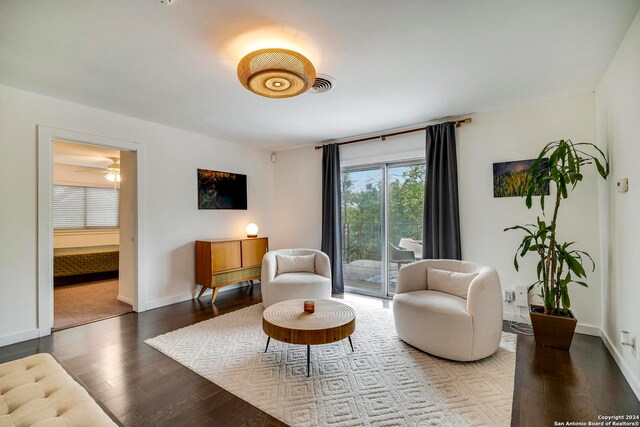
top-left (342, 161), bottom-right (424, 298)
top-left (341, 167), bottom-right (384, 296)
top-left (387, 163), bottom-right (425, 295)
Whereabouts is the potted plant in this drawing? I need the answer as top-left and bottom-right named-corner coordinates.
top-left (505, 139), bottom-right (609, 350)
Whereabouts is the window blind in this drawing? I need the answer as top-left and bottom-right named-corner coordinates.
top-left (53, 185), bottom-right (119, 229)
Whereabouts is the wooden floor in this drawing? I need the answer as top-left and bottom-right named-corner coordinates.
top-left (1, 284), bottom-right (638, 426)
top-left (511, 324), bottom-right (640, 426)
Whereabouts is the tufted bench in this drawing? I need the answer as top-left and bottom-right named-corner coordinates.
top-left (0, 353), bottom-right (116, 426)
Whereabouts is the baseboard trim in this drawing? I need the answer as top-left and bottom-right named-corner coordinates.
top-left (145, 292), bottom-right (195, 311)
top-left (0, 328), bottom-right (40, 348)
top-left (601, 330), bottom-right (640, 401)
top-left (574, 323), bottom-right (601, 337)
top-left (503, 310), bottom-right (529, 324)
top-left (117, 295), bottom-right (134, 305)
top-left (145, 282), bottom-right (253, 311)
top-left (502, 311), bottom-right (601, 336)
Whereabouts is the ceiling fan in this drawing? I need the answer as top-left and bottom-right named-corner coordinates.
top-left (73, 157), bottom-right (121, 188)
top-left (103, 157), bottom-right (121, 184)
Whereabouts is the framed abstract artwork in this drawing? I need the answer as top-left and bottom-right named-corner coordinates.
top-left (197, 169), bottom-right (247, 209)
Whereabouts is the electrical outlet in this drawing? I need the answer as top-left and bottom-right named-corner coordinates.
top-left (515, 285), bottom-right (528, 307)
top-left (617, 178), bottom-right (629, 193)
top-left (621, 331), bottom-right (637, 358)
top-left (504, 290), bottom-right (515, 302)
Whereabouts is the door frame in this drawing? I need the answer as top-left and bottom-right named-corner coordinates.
top-left (342, 159), bottom-right (425, 298)
top-left (37, 126), bottom-right (146, 337)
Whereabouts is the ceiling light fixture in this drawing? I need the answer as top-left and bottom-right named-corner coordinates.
top-left (237, 48), bottom-right (316, 98)
top-left (104, 160), bottom-right (121, 187)
top-left (105, 171), bottom-right (121, 183)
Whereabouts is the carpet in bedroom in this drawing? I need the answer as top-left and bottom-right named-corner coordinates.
top-left (53, 279), bottom-right (132, 331)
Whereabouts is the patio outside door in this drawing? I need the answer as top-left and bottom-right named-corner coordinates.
top-left (341, 161), bottom-right (425, 298)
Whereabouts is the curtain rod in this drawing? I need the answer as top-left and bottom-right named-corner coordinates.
top-left (313, 118), bottom-right (472, 150)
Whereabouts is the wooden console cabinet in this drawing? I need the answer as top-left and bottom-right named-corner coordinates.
top-left (195, 237), bottom-right (269, 303)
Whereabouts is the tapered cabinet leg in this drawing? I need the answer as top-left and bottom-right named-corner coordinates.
top-left (197, 286), bottom-right (207, 299)
top-left (211, 287), bottom-right (220, 304)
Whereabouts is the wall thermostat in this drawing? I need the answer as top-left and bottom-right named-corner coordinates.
top-left (617, 178), bottom-right (629, 193)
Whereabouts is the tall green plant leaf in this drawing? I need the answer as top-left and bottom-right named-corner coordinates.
top-left (564, 254), bottom-right (586, 278)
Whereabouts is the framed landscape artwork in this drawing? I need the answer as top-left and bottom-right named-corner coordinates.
top-left (492, 158), bottom-right (550, 198)
top-left (197, 169), bottom-right (247, 209)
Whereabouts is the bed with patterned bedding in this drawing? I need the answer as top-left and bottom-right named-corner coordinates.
top-left (53, 245), bottom-right (119, 278)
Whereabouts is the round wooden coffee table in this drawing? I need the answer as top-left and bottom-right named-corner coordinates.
top-left (262, 299), bottom-right (356, 376)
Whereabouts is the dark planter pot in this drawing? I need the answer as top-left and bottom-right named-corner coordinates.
top-left (529, 304), bottom-right (577, 350)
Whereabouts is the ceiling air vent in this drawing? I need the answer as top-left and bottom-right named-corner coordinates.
top-left (310, 74), bottom-right (335, 94)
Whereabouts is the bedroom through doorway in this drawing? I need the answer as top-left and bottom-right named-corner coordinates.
top-left (51, 140), bottom-right (135, 330)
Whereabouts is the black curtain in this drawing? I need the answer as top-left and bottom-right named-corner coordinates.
top-left (423, 122), bottom-right (462, 260)
top-left (321, 143), bottom-right (345, 293)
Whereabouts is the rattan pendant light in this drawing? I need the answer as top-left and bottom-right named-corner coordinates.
top-left (237, 48), bottom-right (316, 98)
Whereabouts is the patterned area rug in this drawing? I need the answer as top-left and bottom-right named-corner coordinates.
top-left (145, 299), bottom-right (516, 426)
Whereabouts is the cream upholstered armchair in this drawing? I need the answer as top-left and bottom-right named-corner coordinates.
top-left (393, 259), bottom-right (503, 361)
top-left (261, 249), bottom-right (332, 308)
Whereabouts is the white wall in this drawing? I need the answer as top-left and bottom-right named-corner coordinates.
top-left (596, 10), bottom-right (640, 398)
top-left (274, 93), bottom-right (602, 332)
top-left (0, 84), bottom-right (274, 346)
top-left (459, 94), bottom-right (601, 332)
top-left (53, 229), bottom-right (119, 249)
top-left (272, 148), bottom-right (323, 250)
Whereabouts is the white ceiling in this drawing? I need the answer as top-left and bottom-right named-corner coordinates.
top-left (1, 1), bottom-right (638, 150)
top-left (53, 140), bottom-right (119, 169)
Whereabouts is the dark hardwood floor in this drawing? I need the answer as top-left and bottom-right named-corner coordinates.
top-left (0, 285), bottom-right (284, 426)
top-left (510, 322), bottom-right (640, 426)
top-left (1, 284), bottom-right (638, 426)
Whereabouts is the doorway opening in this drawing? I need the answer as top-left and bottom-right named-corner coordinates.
top-left (37, 125), bottom-right (145, 337)
top-left (51, 140), bottom-right (134, 330)
top-left (341, 161), bottom-right (425, 298)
